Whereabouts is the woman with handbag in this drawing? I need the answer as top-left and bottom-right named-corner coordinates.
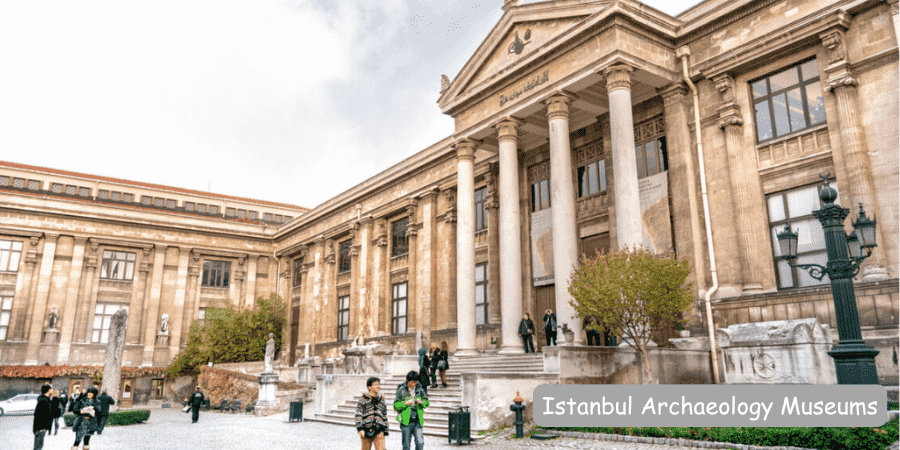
top-left (435, 343), bottom-right (449, 388)
top-left (355, 377), bottom-right (388, 450)
top-left (71, 387), bottom-right (100, 450)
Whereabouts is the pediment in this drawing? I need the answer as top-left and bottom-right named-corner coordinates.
top-left (439, 1), bottom-right (612, 111)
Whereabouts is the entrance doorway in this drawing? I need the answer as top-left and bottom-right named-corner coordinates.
top-left (119, 379), bottom-right (133, 409)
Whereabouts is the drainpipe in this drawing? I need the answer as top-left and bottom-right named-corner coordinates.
top-left (678, 46), bottom-right (720, 384)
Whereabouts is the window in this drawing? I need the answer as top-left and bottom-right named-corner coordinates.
top-left (529, 162), bottom-right (551, 212)
top-left (91, 303), bottom-right (127, 343)
top-left (51, 183), bottom-right (63, 193)
top-left (337, 295), bottom-right (350, 341)
top-left (141, 196), bottom-right (152, 206)
top-left (767, 182), bottom-right (840, 289)
top-left (293, 257), bottom-right (303, 287)
top-left (198, 308), bottom-right (206, 321)
top-left (12, 178), bottom-right (25, 188)
top-left (284, 216), bottom-right (292, 222)
top-left (475, 263), bottom-right (488, 325)
top-left (474, 187), bottom-right (488, 231)
top-left (110, 191), bottom-right (121, 201)
top-left (274, 214), bottom-right (283, 223)
top-left (392, 282), bottom-right (408, 335)
top-left (65, 185), bottom-right (78, 195)
top-left (123, 193), bottom-right (134, 203)
top-left (0, 176), bottom-right (8, 186)
top-left (151, 379), bottom-right (164, 399)
top-left (338, 240), bottom-right (352, 273)
top-left (98, 190), bottom-right (110, 200)
top-left (0, 296), bottom-right (12, 340)
top-left (184, 202), bottom-right (195, 212)
top-left (100, 251), bottom-right (135, 280)
top-left (752, 59), bottom-right (826, 142)
top-left (27, 180), bottom-right (40, 190)
top-left (202, 260), bottom-right (231, 287)
top-left (391, 218), bottom-right (409, 257)
top-left (264, 213), bottom-right (273, 222)
top-left (153, 198), bottom-right (165, 208)
top-left (196, 204), bottom-right (207, 213)
top-left (78, 187), bottom-right (91, 197)
top-left (0, 240), bottom-right (23, 272)
top-left (165, 199), bottom-right (176, 209)
top-left (633, 116), bottom-right (667, 179)
top-left (208, 205), bottom-right (219, 214)
top-left (237, 209), bottom-right (246, 219)
top-left (248, 211), bottom-right (258, 220)
top-left (578, 159), bottom-right (607, 197)
top-left (226, 208), bottom-right (236, 217)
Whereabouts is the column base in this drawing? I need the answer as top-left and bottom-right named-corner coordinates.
top-left (498, 345), bottom-right (525, 355)
top-left (862, 265), bottom-right (889, 281)
top-left (454, 348), bottom-right (480, 357)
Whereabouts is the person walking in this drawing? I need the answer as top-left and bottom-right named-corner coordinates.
top-left (543, 309), bottom-right (557, 346)
top-left (355, 377), bottom-right (388, 450)
top-left (189, 386), bottom-right (205, 423)
top-left (394, 371), bottom-right (429, 450)
top-left (95, 389), bottom-right (115, 434)
top-left (50, 389), bottom-right (63, 436)
top-left (33, 385), bottom-right (52, 450)
top-left (416, 346), bottom-right (430, 395)
top-left (583, 315), bottom-right (601, 346)
top-left (519, 313), bottom-right (536, 353)
top-left (68, 387), bottom-right (82, 413)
top-left (435, 343), bottom-right (449, 388)
top-left (72, 387), bottom-right (100, 450)
top-left (58, 390), bottom-right (69, 430)
top-left (428, 343), bottom-right (440, 387)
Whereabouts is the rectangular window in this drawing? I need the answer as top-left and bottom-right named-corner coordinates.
top-left (474, 187), bottom-right (488, 231)
top-left (264, 213), bottom-right (273, 222)
top-left (226, 208), bottom-right (236, 217)
top-left (392, 282), bottom-right (408, 335)
top-left (65, 185), bottom-right (78, 195)
top-left (153, 198), bottom-right (165, 208)
top-left (293, 257), bottom-right (303, 287)
top-left (98, 190), bottom-right (110, 200)
top-left (767, 181), bottom-right (839, 289)
top-left (208, 205), bottom-right (219, 214)
top-left (91, 303), bottom-right (127, 343)
top-left (123, 193), bottom-right (134, 203)
top-left (284, 216), bottom-right (292, 222)
top-left (475, 263), bottom-right (488, 325)
top-left (201, 260), bottom-right (231, 287)
top-left (196, 204), bottom-right (207, 213)
top-left (752, 59), bottom-right (826, 143)
top-left (635, 137), bottom-right (667, 179)
top-left (248, 211), bottom-right (258, 220)
top-left (100, 251), bottom-right (135, 281)
top-left (0, 240), bottom-right (23, 272)
top-left (110, 191), bottom-right (121, 202)
top-left (337, 295), bottom-right (350, 341)
top-left (578, 159), bottom-right (607, 197)
top-left (51, 183), bottom-right (63, 193)
top-left (338, 240), bottom-right (352, 273)
top-left (198, 307), bottom-right (206, 321)
top-left (27, 180), bottom-right (41, 190)
top-left (391, 217), bottom-right (409, 257)
top-left (0, 176), bottom-right (9, 186)
top-left (0, 296), bottom-right (12, 341)
top-left (165, 199), bottom-right (176, 209)
top-left (78, 187), bottom-right (91, 197)
top-left (151, 379), bottom-right (164, 399)
top-left (531, 179), bottom-right (550, 212)
top-left (237, 209), bottom-right (247, 219)
top-left (184, 202), bottom-right (195, 212)
top-left (141, 196), bottom-right (152, 206)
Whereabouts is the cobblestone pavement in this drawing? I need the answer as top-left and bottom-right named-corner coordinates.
top-left (0, 408), bottom-right (701, 450)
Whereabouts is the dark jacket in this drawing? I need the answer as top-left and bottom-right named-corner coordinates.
top-left (429, 348), bottom-right (440, 369)
top-left (50, 396), bottom-right (63, 419)
top-left (73, 396), bottom-right (100, 437)
top-left (189, 390), bottom-right (205, 408)
top-left (58, 393), bottom-right (68, 412)
top-left (355, 391), bottom-right (389, 437)
top-left (33, 394), bottom-right (53, 433)
top-left (543, 313), bottom-right (557, 331)
top-left (68, 393), bottom-right (83, 412)
top-left (96, 392), bottom-right (115, 415)
top-left (519, 318), bottom-right (535, 336)
top-left (437, 350), bottom-right (449, 370)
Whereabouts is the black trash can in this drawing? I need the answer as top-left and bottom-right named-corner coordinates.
top-left (289, 401), bottom-right (303, 422)
top-left (448, 406), bottom-right (470, 445)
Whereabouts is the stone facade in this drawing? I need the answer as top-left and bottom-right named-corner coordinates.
top-left (1, 0), bottom-right (898, 386)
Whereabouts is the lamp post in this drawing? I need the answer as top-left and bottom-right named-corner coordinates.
top-left (776, 175), bottom-right (879, 384)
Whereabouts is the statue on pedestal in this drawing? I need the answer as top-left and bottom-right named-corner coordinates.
top-left (47, 307), bottom-right (58, 330)
top-left (264, 332), bottom-right (275, 373)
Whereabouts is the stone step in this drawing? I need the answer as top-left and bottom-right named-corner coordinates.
top-left (307, 414), bottom-right (455, 437)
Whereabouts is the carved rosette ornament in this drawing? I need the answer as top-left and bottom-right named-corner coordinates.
top-left (545, 93), bottom-right (575, 120)
top-left (603, 64), bottom-right (633, 92)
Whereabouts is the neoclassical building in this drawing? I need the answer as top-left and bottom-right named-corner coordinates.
top-left (2, 0), bottom-right (898, 382)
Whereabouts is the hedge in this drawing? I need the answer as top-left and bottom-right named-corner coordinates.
top-left (63, 409), bottom-right (151, 427)
top-left (539, 417), bottom-right (898, 450)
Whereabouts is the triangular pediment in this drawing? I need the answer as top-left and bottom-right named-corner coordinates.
top-left (439, 0), bottom-right (612, 112)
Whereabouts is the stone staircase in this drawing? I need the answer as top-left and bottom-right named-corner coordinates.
top-left (306, 353), bottom-right (547, 437)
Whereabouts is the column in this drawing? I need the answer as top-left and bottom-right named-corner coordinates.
top-left (10, 237), bottom-right (40, 340)
top-left (441, 190), bottom-right (458, 330)
top-left (74, 242), bottom-right (99, 343)
top-left (126, 247), bottom-right (152, 345)
top-left (358, 217), bottom-right (373, 337)
top-left (604, 65), bottom-right (643, 249)
top-left (406, 202), bottom-right (419, 334)
top-left (545, 94), bottom-right (582, 346)
top-left (485, 165), bottom-right (502, 324)
top-left (418, 190), bottom-right (439, 344)
top-left (349, 224), bottom-right (361, 337)
top-left (56, 236), bottom-right (88, 363)
top-left (371, 222), bottom-right (388, 335)
top-left (322, 239), bottom-right (336, 341)
top-left (888, 0), bottom-right (900, 46)
top-left (714, 74), bottom-right (764, 292)
top-left (168, 248), bottom-right (190, 359)
top-left (183, 253), bottom-right (200, 335)
top-left (821, 28), bottom-right (889, 280)
top-left (496, 118), bottom-right (526, 354)
top-left (142, 245), bottom-right (166, 366)
top-left (24, 233), bottom-right (59, 364)
top-left (244, 255), bottom-right (258, 308)
top-left (454, 139), bottom-right (479, 356)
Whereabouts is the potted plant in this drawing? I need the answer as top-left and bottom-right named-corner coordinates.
top-left (676, 321), bottom-right (690, 338)
top-left (560, 323), bottom-right (574, 343)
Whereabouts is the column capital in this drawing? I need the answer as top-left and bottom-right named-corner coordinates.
top-left (406, 223), bottom-right (419, 238)
top-left (603, 64), bottom-right (634, 92)
top-left (359, 215), bottom-right (374, 226)
top-left (494, 117), bottom-right (523, 141)
top-left (73, 236), bottom-right (89, 245)
top-left (825, 74), bottom-right (858, 92)
top-left (718, 102), bottom-right (743, 129)
top-left (452, 139), bottom-right (478, 161)
top-left (820, 28), bottom-right (849, 66)
top-left (712, 73), bottom-right (736, 105)
top-left (660, 83), bottom-right (689, 106)
top-left (144, 245), bottom-right (155, 257)
top-left (419, 186), bottom-right (441, 202)
top-left (545, 92), bottom-right (577, 120)
top-left (43, 233), bottom-right (60, 244)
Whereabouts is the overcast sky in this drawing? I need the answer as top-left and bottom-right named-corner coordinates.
top-left (1, 0), bottom-right (700, 209)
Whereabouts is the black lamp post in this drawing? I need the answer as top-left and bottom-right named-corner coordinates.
top-left (776, 175), bottom-right (880, 385)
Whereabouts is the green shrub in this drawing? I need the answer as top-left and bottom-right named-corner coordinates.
top-left (62, 409), bottom-right (150, 427)
top-left (541, 417), bottom-right (898, 450)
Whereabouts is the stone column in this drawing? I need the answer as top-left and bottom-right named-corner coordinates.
top-left (126, 247), bottom-right (152, 345)
top-left (25, 233), bottom-right (59, 364)
top-left (357, 218), bottom-right (373, 337)
top-left (888, 0), bottom-right (900, 46)
top-left (485, 165), bottom-right (502, 324)
top-left (180, 252), bottom-right (201, 343)
top-left (603, 65), bottom-right (643, 250)
top-left (349, 224), bottom-right (361, 338)
top-left (661, 84), bottom-right (706, 329)
top-left (714, 74), bottom-right (764, 292)
top-left (234, 257), bottom-right (246, 308)
top-left (496, 118), bottom-right (526, 354)
top-left (9, 237), bottom-right (39, 341)
top-left (322, 239), bottom-right (336, 342)
top-left (244, 255), bottom-right (258, 308)
top-left (406, 201), bottom-right (419, 334)
top-left (821, 27), bottom-right (889, 280)
top-left (74, 242), bottom-right (99, 343)
top-left (545, 94), bottom-right (582, 346)
top-left (418, 190), bottom-right (438, 344)
top-left (168, 248), bottom-right (191, 359)
top-left (142, 245), bottom-right (166, 366)
top-left (371, 222), bottom-right (388, 335)
top-left (57, 236), bottom-right (88, 363)
top-left (442, 189), bottom-right (458, 330)
top-left (454, 139), bottom-right (479, 356)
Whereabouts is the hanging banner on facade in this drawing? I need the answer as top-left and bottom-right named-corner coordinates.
top-left (639, 171), bottom-right (673, 254)
top-left (531, 208), bottom-right (554, 286)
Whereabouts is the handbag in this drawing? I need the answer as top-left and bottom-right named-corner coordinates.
top-left (183, 405), bottom-right (191, 413)
top-left (437, 360), bottom-right (447, 371)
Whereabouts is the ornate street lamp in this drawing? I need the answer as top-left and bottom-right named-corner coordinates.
top-left (776, 175), bottom-right (880, 384)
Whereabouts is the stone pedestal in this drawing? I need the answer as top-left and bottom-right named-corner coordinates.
top-left (341, 343), bottom-right (391, 374)
top-left (42, 329), bottom-right (59, 344)
top-left (255, 372), bottom-right (280, 416)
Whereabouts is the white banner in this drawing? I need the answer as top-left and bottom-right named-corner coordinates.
top-left (531, 208), bottom-right (554, 286)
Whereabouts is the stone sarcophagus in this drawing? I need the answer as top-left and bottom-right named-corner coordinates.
top-left (717, 318), bottom-right (837, 385)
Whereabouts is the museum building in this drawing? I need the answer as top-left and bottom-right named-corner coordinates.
top-left (1, 0), bottom-right (897, 384)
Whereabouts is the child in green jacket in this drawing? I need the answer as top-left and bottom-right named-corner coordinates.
top-left (394, 370), bottom-right (429, 450)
